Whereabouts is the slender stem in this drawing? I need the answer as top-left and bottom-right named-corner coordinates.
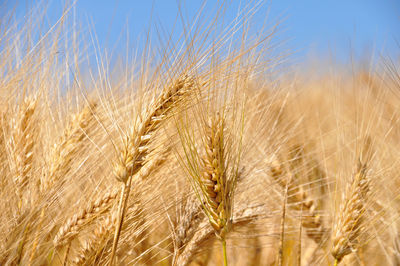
top-left (222, 238), bottom-right (228, 266)
top-left (334, 258), bottom-right (339, 266)
top-left (62, 242), bottom-right (71, 266)
top-left (298, 207), bottom-right (303, 266)
top-left (110, 175), bottom-right (133, 265)
top-left (29, 208), bottom-right (45, 265)
top-left (18, 198), bottom-right (23, 213)
top-left (278, 185), bottom-right (288, 266)
top-left (16, 222), bottom-right (30, 265)
top-left (110, 184), bottom-right (126, 265)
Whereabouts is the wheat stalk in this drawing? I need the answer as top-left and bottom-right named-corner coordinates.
top-left (278, 183), bottom-right (288, 266)
top-left (110, 76), bottom-right (193, 264)
top-left (0, 109), bottom-right (6, 165)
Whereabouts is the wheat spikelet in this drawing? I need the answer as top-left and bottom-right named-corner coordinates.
top-left (331, 161), bottom-right (370, 264)
top-left (8, 98), bottom-right (37, 210)
top-left (110, 76), bottom-right (194, 264)
top-left (53, 189), bottom-right (119, 247)
top-left (175, 199), bottom-right (202, 250)
top-left (41, 102), bottom-right (97, 193)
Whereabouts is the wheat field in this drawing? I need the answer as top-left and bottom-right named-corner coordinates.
top-left (0, 2), bottom-right (399, 266)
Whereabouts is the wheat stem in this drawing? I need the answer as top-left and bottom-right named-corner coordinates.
top-left (62, 242), bottom-right (71, 266)
top-left (334, 258), bottom-right (339, 266)
top-left (110, 180), bottom-right (131, 265)
top-left (28, 208), bottom-right (45, 265)
top-left (222, 238), bottom-right (228, 266)
top-left (278, 184), bottom-right (288, 266)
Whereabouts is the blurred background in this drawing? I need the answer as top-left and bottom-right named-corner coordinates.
top-left (3, 0), bottom-right (400, 66)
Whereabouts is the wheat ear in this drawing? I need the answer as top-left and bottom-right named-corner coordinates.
top-left (9, 98), bottom-right (37, 211)
top-left (172, 196), bottom-right (203, 266)
top-left (41, 102), bottom-right (97, 193)
top-left (331, 161), bottom-right (370, 265)
top-left (200, 115), bottom-right (231, 238)
top-left (188, 113), bottom-right (237, 266)
top-left (53, 190), bottom-right (118, 247)
top-left (27, 104), bottom-right (97, 264)
top-left (110, 76), bottom-right (192, 265)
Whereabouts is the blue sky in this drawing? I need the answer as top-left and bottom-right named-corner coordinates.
top-left (6, 0), bottom-right (400, 65)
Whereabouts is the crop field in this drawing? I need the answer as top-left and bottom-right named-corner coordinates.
top-left (0, 1), bottom-right (399, 265)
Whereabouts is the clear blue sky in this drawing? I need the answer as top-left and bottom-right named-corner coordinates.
top-left (6, 0), bottom-right (400, 64)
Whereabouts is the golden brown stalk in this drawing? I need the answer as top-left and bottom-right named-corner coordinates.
top-left (278, 184), bottom-right (288, 266)
top-left (53, 190), bottom-right (118, 247)
top-left (8, 98), bottom-right (37, 211)
top-left (331, 162), bottom-right (370, 264)
top-left (298, 208), bottom-right (303, 266)
top-left (15, 222), bottom-right (31, 265)
top-left (41, 103), bottom-right (97, 193)
top-left (110, 76), bottom-right (193, 264)
top-left (28, 208), bottom-right (45, 266)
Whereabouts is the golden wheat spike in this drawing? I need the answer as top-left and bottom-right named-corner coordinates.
top-left (200, 114), bottom-right (231, 239)
top-left (110, 76), bottom-right (193, 264)
top-left (9, 97), bottom-right (37, 211)
top-left (331, 162), bottom-right (370, 264)
top-left (41, 102), bottom-right (97, 193)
